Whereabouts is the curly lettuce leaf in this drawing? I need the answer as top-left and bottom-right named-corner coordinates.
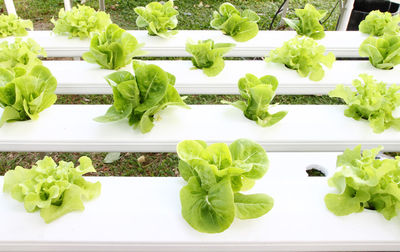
top-left (266, 36), bottom-right (335, 81)
top-left (94, 61), bottom-right (188, 133)
top-left (223, 73), bottom-right (287, 127)
top-left (134, 0), bottom-right (178, 38)
top-left (359, 10), bottom-right (400, 36)
top-left (3, 156), bottom-right (101, 223)
top-left (325, 145), bottom-right (400, 220)
top-left (0, 65), bottom-right (57, 127)
top-left (186, 39), bottom-right (235, 77)
top-left (211, 2), bottom-right (260, 42)
top-left (177, 139), bottom-right (273, 233)
top-left (0, 38), bottom-right (46, 74)
top-left (83, 24), bottom-right (146, 70)
top-left (283, 4), bottom-right (326, 40)
top-left (0, 14), bottom-right (33, 38)
top-left (51, 5), bottom-right (112, 39)
top-left (329, 74), bottom-right (400, 133)
top-left (359, 34), bottom-right (400, 70)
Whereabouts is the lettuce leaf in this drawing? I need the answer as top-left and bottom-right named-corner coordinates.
top-left (177, 139), bottom-right (273, 233)
top-left (0, 14), bottom-right (33, 38)
top-left (210, 2), bottom-right (260, 42)
top-left (325, 145), bottom-right (400, 221)
top-left (283, 4), bottom-right (326, 40)
top-left (0, 65), bottom-right (57, 127)
top-left (329, 74), bottom-right (400, 133)
top-left (51, 5), bottom-right (112, 39)
top-left (359, 34), bottom-right (400, 70)
top-left (223, 73), bottom-right (287, 127)
top-left (359, 10), bottom-right (400, 37)
top-left (3, 156), bottom-right (101, 223)
top-left (265, 36), bottom-right (336, 81)
top-left (83, 24), bottom-right (146, 70)
top-left (0, 38), bottom-right (46, 75)
top-left (186, 39), bottom-right (235, 77)
top-left (134, 0), bottom-right (178, 38)
top-left (94, 60), bottom-right (188, 133)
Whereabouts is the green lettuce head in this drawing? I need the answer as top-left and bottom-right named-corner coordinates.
top-left (211, 2), bottom-right (260, 42)
top-left (0, 65), bottom-right (57, 127)
top-left (83, 24), bottom-right (146, 70)
top-left (186, 39), bottom-right (235, 77)
top-left (329, 74), bottom-right (400, 133)
top-left (3, 156), bottom-right (101, 223)
top-left (177, 139), bottom-right (274, 233)
top-left (134, 0), bottom-right (179, 38)
top-left (359, 34), bottom-right (400, 70)
top-left (0, 14), bottom-right (33, 38)
top-left (266, 36), bottom-right (335, 81)
top-left (359, 10), bottom-right (400, 36)
top-left (325, 145), bottom-right (400, 220)
top-left (51, 4), bottom-right (112, 39)
top-left (283, 4), bottom-right (327, 40)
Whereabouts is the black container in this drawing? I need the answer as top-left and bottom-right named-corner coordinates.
top-left (346, 0), bottom-right (399, 30)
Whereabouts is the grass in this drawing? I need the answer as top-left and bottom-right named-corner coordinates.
top-left (0, 0), bottom-right (345, 176)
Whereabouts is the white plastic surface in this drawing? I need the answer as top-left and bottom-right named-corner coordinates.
top-left (0, 30), bottom-right (368, 57)
top-left (1, 105), bottom-right (400, 152)
top-left (45, 60), bottom-right (400, 95)
top-left (1, 152), bottom-right (400, 251)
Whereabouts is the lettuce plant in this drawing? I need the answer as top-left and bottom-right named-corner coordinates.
top-left (0, 65), bottom-right (57, 127)
top-left (359, 34), bottom-right (400, 70)
top-left (325, 145), bottom-right (400, 221)
top-left (359, 10), bottom-right (400, 36)
top-left (329, 74), bottom-right (400, 133)
top-left (3, 156), bottom-right (101, 223)
top-left (0, 14), bottom-right (33, 38)
top-left (186, 39), bottom-right (235, 77)
top-left (83, 24), bottom-right (146, 70)
top-left (265, 36), bottom-right (336, 81)
top-left (177, 139), bottom-right (274, 233)
top-left (95, 61), bottom-right (188, 133)
top-left (223, 73), bottom-right (287, 127)
top-left (210, 2), bottom-right (260, 42)
top-left (283, 4), bottom-right (327, 40)
top-left (134, 0), bottom-right (178, 38)
top-left (51, 5), bottom-right (112, 39)
top-left (0, 38), bottom-right (46, 74)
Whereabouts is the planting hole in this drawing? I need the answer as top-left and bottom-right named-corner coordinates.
top-left (306, 164), bottom-right (326, 177)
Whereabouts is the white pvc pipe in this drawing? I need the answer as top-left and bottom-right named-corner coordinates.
top-left (63, 0), bottom-right (72, 11)
top-left (336, 0), bottom-right (355, 31)
top-left (4, 0), bottom-right (17, 15)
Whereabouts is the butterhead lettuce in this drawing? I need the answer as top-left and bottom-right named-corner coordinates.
top-left (178, 139), bottom-right (274, 233)
top-left (3, 156), bottom-right (101, 223)
top-left (83, 24), bottom-right (146, 70)
top-left (359, 10), bottom-right (400, 36)
top-left (0, 14), bottom-right (33, 38)
top-left (134, 0), bottom-right (179, 38)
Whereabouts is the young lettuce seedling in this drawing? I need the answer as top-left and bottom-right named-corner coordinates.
top-left (359, 10), bottom-right (400, 37)
top-left (265, 36), bottom-right (336, 81)
top-left (134, 0), bottom-right (179, 38)
top-left (3, 156), bottom-right (101, 223)
top-left (51, 4), bottom-right (112, 39)
top-left (210, 2), bottom-right (260, 42)
top-left (83, 24), bottom-right (146, 70)
top-left (186, 39), bottom-right (235, 77)
top-left (223, 73), bottom-right (287, 127)
top-left (329, 74), bottom-right (400, 133)
top-left (94, 61), bottom-right (189, 133)
top-left (283, 4), bottom-right (327, 40)
top-left (177, 139), bottom-right (274, 233)
top-left (359, 34), bottom-right (400, 70)
top-left (0, 14), bottom-right (33, 38)
top-left (325, 145), bottom-right (400, 221)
